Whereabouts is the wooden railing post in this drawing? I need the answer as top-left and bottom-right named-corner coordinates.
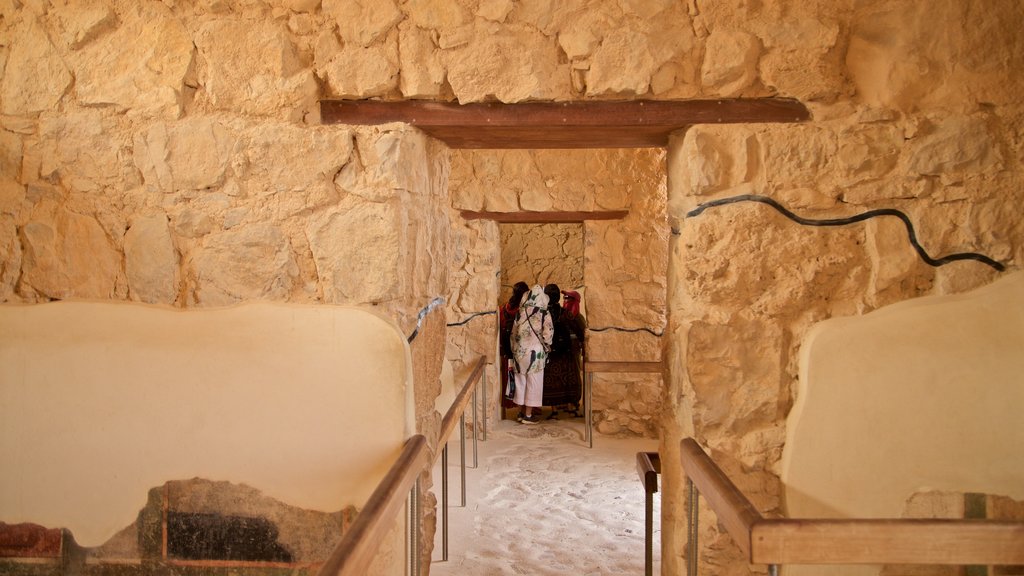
top-left (636, 451), bottom-right (661, 576)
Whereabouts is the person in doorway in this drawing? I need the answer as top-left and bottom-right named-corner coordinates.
top-left (542, 285), bottom-right (586, 417)
top-left (499, 282), bottom-right (530, 409)
top-left (561, 289), bottom-right (587, 412)
top-left (510, 285), bottom-right (553, 424)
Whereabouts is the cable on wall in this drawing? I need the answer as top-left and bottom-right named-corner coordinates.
top-left (588, 326), bottom-right (664, 337)
top-left (685, 194), bottom-right (1006, 272)
top-left (446, 311), bottom-right (496, 327)
top-left (444, 309), bottom-right (665, 339)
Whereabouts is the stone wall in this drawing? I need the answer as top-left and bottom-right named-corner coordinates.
top-left (662, 2), bottom-right (1024, 574)
top-left (3, 0), bottom-right (1023, 574)
top-left (0, 2), bottom-right (451, 571)
top-left (500, 222), bottom-right (583, 297)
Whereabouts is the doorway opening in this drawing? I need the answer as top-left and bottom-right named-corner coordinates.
top-left (498, 221), bottom-right (588, 423)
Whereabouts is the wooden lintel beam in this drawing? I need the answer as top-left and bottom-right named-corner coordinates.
top-left (419, 126), bottom-right (670, 148)
top-left (321, 99), bottom-right (810, 127)
top-left (319, 99), bottom-right (810, 148)
top-left (461, 210), bottom-right (628, 223)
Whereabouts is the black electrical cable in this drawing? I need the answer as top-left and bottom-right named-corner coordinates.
top-left (588, 326), bottom-right (664, 337)
top-left (448, 313), bottom-right (663, 337)
top-left (445, 310), bottom-right (496, 327)
top-left (685, 194), bottom-right (1006, 272)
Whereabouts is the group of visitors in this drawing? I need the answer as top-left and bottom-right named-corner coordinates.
top-left (499, 281), bottom-right (587, 424)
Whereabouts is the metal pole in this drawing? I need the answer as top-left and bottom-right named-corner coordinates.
top-left (645, 489), bottom-right (654, 576)
top-left (459, 414), bottom-right (467, 507)
top-left (686, 478), bottom-right (699, 576)
top-left (768, 565), bottom-right (779, 576)
top-left (405, 495), bottom-right (410, 576)
top-left (441, 445), bottom-right (448, 561)
top-left (410, 477), bottom-right (421, 576)
top-left (472, 385), bottom-right (479, 469)
top-left (415, 477), bottom-right (422, 576)
top-left (586, 371), bottom-right (594, 448)
top-left (481, 369), bottom-right (488, 442)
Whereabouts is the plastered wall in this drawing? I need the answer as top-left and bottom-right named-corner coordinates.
top-left (0, 301), bottom-right (412, 573)
top-left (779, 271), bottom-right (1024, 576)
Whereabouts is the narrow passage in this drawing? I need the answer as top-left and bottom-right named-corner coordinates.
top-left (431, 414), bottom-right (660, 575)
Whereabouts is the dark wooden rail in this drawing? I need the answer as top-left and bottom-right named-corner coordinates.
top-left (680, 438), bottom-right (1024, 568)
top-left (586, 361), bottom-right (663, 374)
top-left (317, 435), bottom-right (429, 576)
top-left (437, 356), bottom-right (486, 450)
top-left (318, 356), bottom-right (489, 576)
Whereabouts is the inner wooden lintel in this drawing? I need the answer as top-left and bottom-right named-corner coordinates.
top-left (461, 210), bottom-right (628, 223)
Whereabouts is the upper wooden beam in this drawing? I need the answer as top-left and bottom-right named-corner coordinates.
top-left (461, 210), bottom-right (627, 223)
top-left (320, 99), bottom-right (811, 149)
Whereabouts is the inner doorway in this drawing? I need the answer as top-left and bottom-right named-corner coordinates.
top-left (498, 221), bottom-right (587, 422)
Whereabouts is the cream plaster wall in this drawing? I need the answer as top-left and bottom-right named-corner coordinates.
top-left (780, 271), bottom-right (1024, 575)
top-left (0, 301), bottom-right (413, 555)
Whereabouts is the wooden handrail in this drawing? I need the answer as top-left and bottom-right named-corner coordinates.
top-left (636, 452), bottom-right (661, 495)
top-left (436, 356), bottom-right (486, 456)
top-left (680, 438), bottom-right (762, 556)
top-left (680, 438), bottom-right (1024, 567)
top-left (318, 435), bottom-right (429, 576)
top-left (318, 356), bottom-right (489, 576)
top-left (752, 518), bottom-right (1024, 565)
top-left (585, 360), bottom-right (662, 373)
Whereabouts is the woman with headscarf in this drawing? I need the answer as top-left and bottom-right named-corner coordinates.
top-left (542, 286), bottom-right (587, 416)
top-left (562, 290), bottom-right (587, 407)
top-left (499, 282), bottom-right (530, 409)
top-left (510, 285), bottom-right (553, 424)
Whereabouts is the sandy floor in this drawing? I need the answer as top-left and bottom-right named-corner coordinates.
top-left (428, 413), bottom-right (661, 576)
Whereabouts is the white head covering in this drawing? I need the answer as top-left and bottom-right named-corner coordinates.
top-left (519, 285), bottom-right (550, 311)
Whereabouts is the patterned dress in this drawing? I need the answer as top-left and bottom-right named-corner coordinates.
top-left (511, 286), bottom-right (553, 374)
top-left (510, 286), bottom-right (553, 408)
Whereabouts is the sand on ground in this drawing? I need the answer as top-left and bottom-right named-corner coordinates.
top-left (429, 412), bottom-right (661, 575)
